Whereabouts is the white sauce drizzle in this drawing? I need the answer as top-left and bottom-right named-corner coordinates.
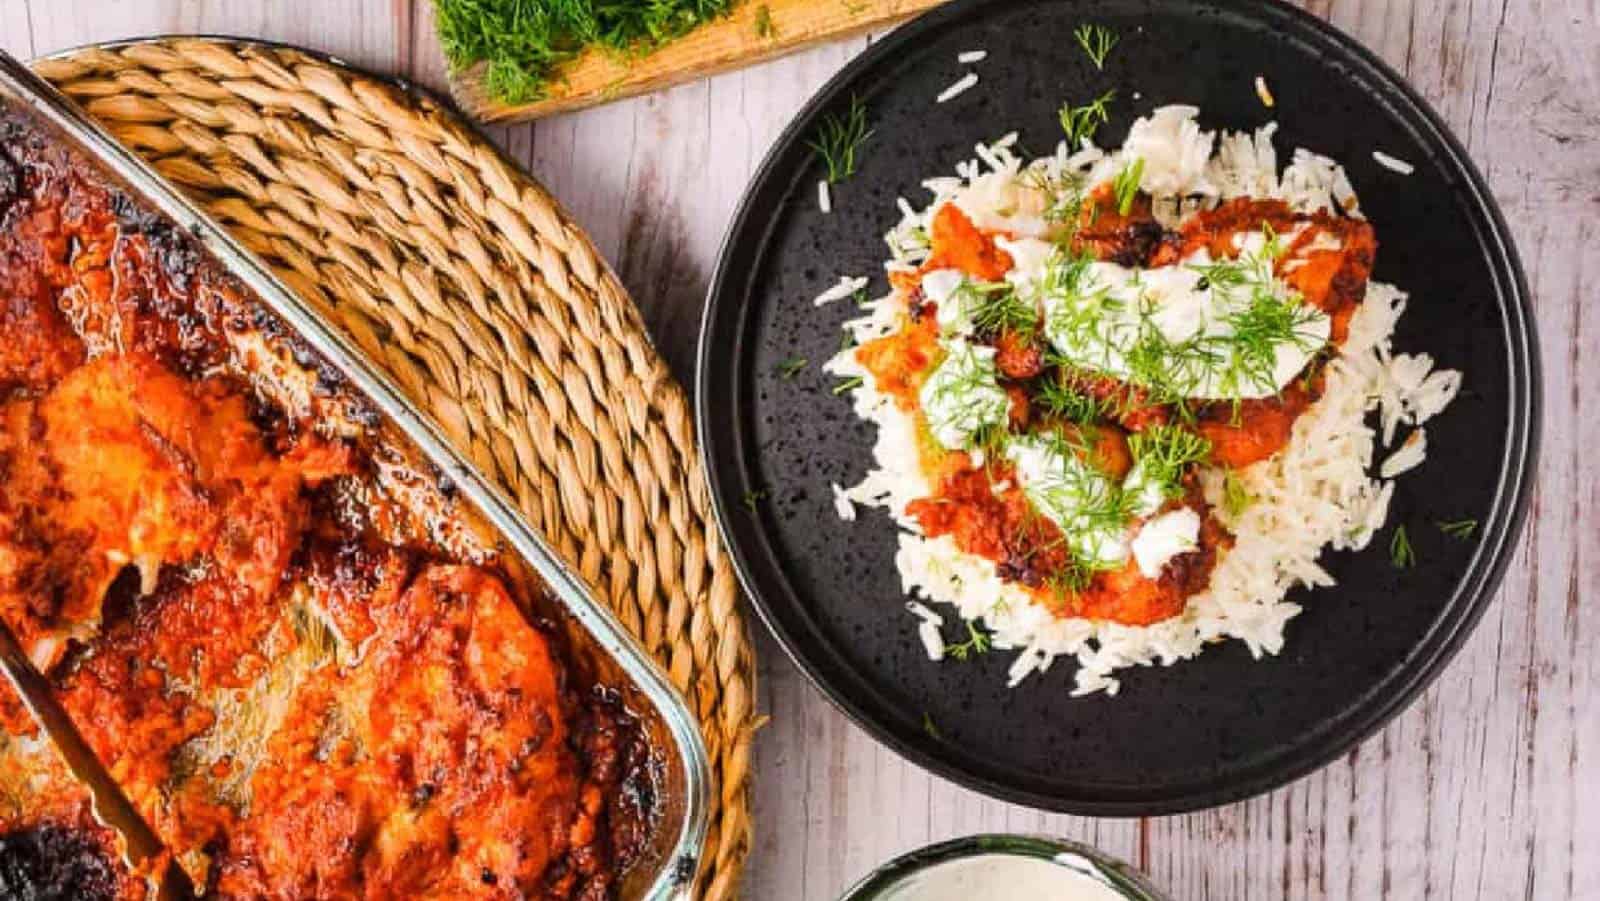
top-left (919, 338), bottom-right (1010, 450)
top-left (1033, 234), bottom-right (1330, 400)
top-left (1131, 508), bottom-right (1202, 577)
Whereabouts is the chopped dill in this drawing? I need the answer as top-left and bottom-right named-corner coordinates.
top-left (1221, 470), bottom-right (1254, 518)
top-left (1023, 431), bottom-right (1133, 541)
top-left (1037, 227), bottom-right (1326, 411)
top-left (753, 4), bottom-right (776, 39)
top-left (853, 286), bottom-right (872, 308)
top-left (435, 0), bottom-right (735, 105)
top-left (965, 282), bottom-right (1037, 338)
top-left (921, 711), bottom-right (942, 739)
top-left (1389, 524), bottom-right (1415, 569)
top-left (1036, 378), bottom-right (1110, 425)
top-left (971, 422), bottom-right (1011, 460)
top-left (944, 620), bottom-right (992, 660)
top-left (1018, 168), bottom-right (1089, 232)
top-left (1059, 88), bottom-right (1116, 148)
top-left (741, 489), bottom-right (766, 513)
top-left (776, 356), bottom-right (807, 379)
top-left (1047, 563), bottom-right (1092, 598)
top-left (838, 330), bottom-right (858, 354)
top-left (832, 375), bottom-right (864, 395)
top-left (1112, 157), bottom-right (1144, 215)
top-left (1437, 518), bottom-right (1479, 539)
top-left (809, 95), bottom-right (873, 184)
top-left (1074, 23), bottom-right (1119, 70)
top-left (1127, 425), bottom-right (1211, 502)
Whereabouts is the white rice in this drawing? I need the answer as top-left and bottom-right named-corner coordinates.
top-left (958, 50), bottom-right (989, 64)
top-left (1255, 75), bottom-right (1276, 108)
top-left (818, 179), bottom-right (832, 214)
top-left (937, 72), bottom-right (979, 104)
top-left (813, 275), bottom-right (867, 306)
top-left (1373, 150), bottom-right (1416, 175)
top-left (826, 106), bottom-right (1462, 694)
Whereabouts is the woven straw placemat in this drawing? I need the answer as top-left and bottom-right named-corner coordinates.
top-left (32, 38), bottom-right (756, 900)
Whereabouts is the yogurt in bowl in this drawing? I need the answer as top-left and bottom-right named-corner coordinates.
top-left (839, 835), bottom-right (1166, 901)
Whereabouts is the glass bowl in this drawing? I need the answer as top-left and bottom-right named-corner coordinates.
top-left (838, 834), bottom-right (1168, 901)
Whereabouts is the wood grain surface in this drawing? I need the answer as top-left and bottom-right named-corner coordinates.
top-left (5, 2), bottom-right (1597, 898)
top-left (446, 0), bottom-right (946, 123)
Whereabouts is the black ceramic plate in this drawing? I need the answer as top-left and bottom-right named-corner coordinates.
top-left (697, 0), bottom-right (1538, 814)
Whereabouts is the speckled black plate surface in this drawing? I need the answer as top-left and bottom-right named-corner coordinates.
top-left (696, 0), bottom-right (1537, 814)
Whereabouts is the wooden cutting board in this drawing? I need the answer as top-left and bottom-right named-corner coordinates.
top-left (445, 0), bottom-right (947, 123)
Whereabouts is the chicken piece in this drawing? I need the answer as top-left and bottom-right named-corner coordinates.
top-left (923, 203), bottom-right (1015, 281)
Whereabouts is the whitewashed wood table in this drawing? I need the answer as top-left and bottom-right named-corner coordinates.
top-left (5, 2), bottom-right (1596, 898)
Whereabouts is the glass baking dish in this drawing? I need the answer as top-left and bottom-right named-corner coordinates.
top-left (0, 48), bottom-right (708, 900)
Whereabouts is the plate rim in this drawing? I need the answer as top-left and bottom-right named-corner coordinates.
top-left (695, 0), bottom-right (1540, 815)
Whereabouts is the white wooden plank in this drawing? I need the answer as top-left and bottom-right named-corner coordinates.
top-left (0, 1), bottom-right (36, 59)
top-left (21, 0), bottom-right (404, 74)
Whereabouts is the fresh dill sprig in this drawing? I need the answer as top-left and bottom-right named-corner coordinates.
top-left (1127, 425), bottom-right (1211, 502)
top-left (921, 711), bottom-right (942, 739)
top-left (1027, 431), bottom-right (1134, 537)
top-left (944, 619), bottom-right (992, 660)
top-left (1018, 167), bottom-right (1089, 232)
top-left (1074, 23), bottom-right (1119, 70)
top-left (1112, 157), bottom-right (1144, 215)
top-left (776, 356), bottom-right (807, 379)
top-left (1221, 470), bottom-right (1254, 518)
top-left (741, 489), bottom-right (766, 513)
top-left (1390, 524), bottom-right (1415, 569)
top-left (1437, 518), bottom-right (1479, 539)
top-left (753, 4), bottom-right (776, 39)
top-left (832, 375), bottom-right (864, 395)
top-left (435, 0), bottom-right (735, 105)
top-left (971, 422), bottom-right (1011, 460)
top-left (1059, 88), bottom-right (1116, 148)
top-left (1036, 378), bottom-right (1110, 425)
top-left (965, 283), bottom-right (1037, 338)
top-left (809, 95), bottom-right (873, 184)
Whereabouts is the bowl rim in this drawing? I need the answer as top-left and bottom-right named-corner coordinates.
top-left (836, 834), bottom-right (1167, 901)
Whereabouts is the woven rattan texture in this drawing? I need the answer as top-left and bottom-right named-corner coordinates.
top-left (33, 39), bottom-right (756, 900)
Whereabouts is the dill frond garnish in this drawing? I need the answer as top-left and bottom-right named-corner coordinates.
top-left (1112, 157), bottom-right (1144, 215)
top-left (754, 4), bottom-right (776, 39)
top-left (741, 489), bottom-right (766, 513)
top-left (776, 356), bottom-right (807, 379)
top-left (1022, 432), bottom-right (1133, 538)
top-left (1390, 524), bottom-right (1415, 569)
top-left (964, 282), bottom-right (1037, 338)
top-left (1074, 23), bottom-right (1119, 70)
top-left (922, 711), bottom-right (942, 739)
top-left (1127, 425), bottom-right (1211, 504)
top-left (944, 619), bottom-right (992, 660)
top-left (1222, 470), bottom-right (1254, 518)
top-left (921, 342), bottom-right (1012, 449)
top-left (809, 95), bottom-right (873, 184)
top-left (435, 0), bottom-right (736, 105)
top-left (1437, 518), bottom-right (1479, 539)
top-left (1059, 89), bottom-right (1116, 148)
top-left (1036, 378), bottom-right (1110, 425)
top-left (832, 375), bottom-right (864, 395)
